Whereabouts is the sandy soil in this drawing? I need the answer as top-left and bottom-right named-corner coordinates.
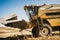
top-left (26, 35), bottom-right (60, 40)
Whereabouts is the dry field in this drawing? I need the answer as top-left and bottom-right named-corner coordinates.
top-left (26, 35), bottom-right (60, 40)
top-left (0, 27), bottom-right (60, 40)
top-left (26, 31), bottom-right (60, 40)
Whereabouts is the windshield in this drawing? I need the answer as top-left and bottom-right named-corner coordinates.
top-left (25, 6), bottom-right (38, 19)
top-left (25, 9), bottom-right (36, 19)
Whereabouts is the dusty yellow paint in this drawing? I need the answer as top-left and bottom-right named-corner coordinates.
top-left (47, 19), bottom-right (60, 26)
top-left (38, 9), bottom-right (60, 18)
top-left (38, 8), bottom-right (60, 27)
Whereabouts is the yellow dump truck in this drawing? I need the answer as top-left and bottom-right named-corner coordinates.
top-left (24, 4), bottom-right (60, 37)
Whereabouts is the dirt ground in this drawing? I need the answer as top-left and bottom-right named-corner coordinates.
top-left (26, 35), bottom-right (60, 40)
top-left (0, 27), bottom-right (60, 40)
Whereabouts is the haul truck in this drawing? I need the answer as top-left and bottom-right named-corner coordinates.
top-left (24, 4), bottom-right (60, 37)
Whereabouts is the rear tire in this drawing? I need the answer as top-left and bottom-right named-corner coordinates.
top-left (40, 24), bottom-right (52, 36)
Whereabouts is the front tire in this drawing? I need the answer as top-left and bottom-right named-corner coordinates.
top-left (32, 26), bottom-right (39, 37)
top-left (40, 24), bottom-right (52, 36)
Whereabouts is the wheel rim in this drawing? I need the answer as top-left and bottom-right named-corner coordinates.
top-left (39, 27), bottom-right (49, 36)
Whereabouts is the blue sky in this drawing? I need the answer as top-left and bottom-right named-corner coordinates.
top-left (0, 0), bottom-right (60, 21)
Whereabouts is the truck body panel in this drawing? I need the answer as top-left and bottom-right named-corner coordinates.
top-left (47, 18), bottom-right (60, 26)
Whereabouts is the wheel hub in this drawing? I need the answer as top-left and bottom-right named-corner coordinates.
top-left (39, 27), bottom-right (49, 36)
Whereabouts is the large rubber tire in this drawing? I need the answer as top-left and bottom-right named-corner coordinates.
top-left (40, 24), bottom-right (52, 36)
top-left (32, 26), bottom-right (39, 37)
